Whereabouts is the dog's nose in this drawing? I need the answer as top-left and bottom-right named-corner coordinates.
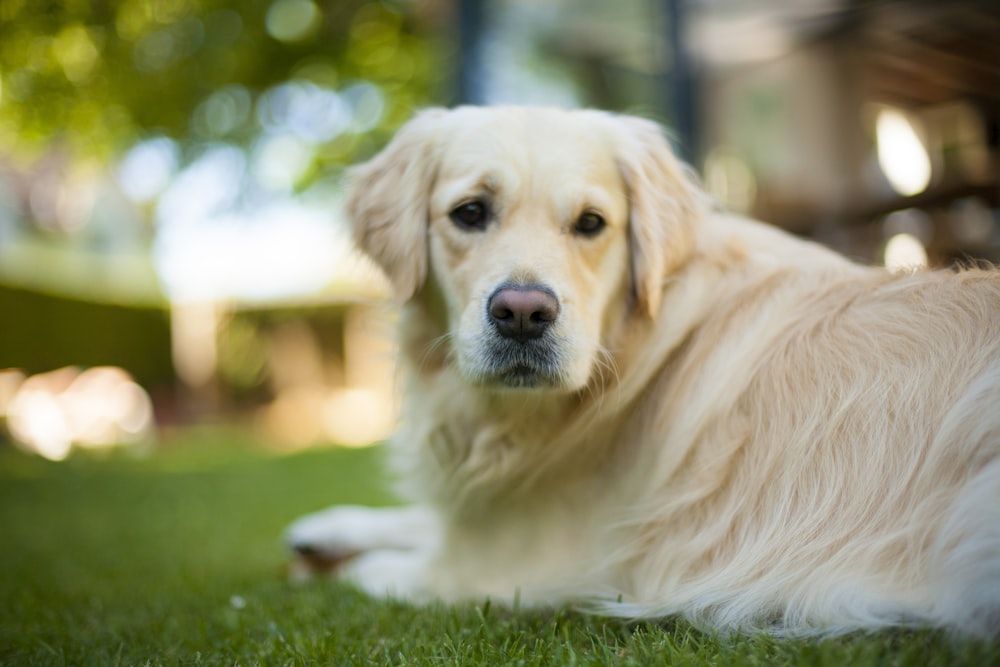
top-left (488, 285), bottom-right (560, 342)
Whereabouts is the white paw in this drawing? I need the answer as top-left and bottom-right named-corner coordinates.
top-left (285, 505), bottom-right (441, 572)
top-left (340, 549), bottom-right (433, 600)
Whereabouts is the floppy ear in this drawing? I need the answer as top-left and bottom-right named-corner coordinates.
top-left (345, 108), bottom-right (447, 302)
top-left (614, 115), bottom-right (706, 318)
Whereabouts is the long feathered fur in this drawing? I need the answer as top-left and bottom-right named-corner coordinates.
top-left (299, 106), bottom-right (1000, 638)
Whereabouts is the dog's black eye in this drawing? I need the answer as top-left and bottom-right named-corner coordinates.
top-left (573, 212), bottom-right (606, 237)
top-left (450, 201), bottom-right (489, 230)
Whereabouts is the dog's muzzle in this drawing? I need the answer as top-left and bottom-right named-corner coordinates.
top-left (482, 284), bottom-right (563, 388)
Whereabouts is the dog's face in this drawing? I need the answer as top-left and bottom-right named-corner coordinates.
top-left (424, 111), bottom-right (632, 390)
top-left (348, 107), bottom-right (701, 392)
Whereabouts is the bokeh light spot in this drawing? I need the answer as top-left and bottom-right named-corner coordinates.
top-left (117, 137), bottom-right (180, 203)
top-left (252, 134), bottom-right (314, 191)
top-left (884, 233), bottom-right (928, 272)
top-left (266, 0), bottom-right (321, 43)
top-left (193, 85), bottom-right (252, 138)
top-left (257, 81), bottom-right (349, 142)
top-left (876, 108), bottom-right (932, 197)
top-left (53, 25), bottom-right (100, 85)
top-left (134, 29), bottom-right (175, 71)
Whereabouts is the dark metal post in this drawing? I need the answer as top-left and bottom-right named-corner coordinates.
top-left (457, 0), bottom-right (486, 105)
top-left (664, 0), bottom-right (698, 163)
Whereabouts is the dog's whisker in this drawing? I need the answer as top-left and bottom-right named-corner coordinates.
top-left (418, 332), bottom-right (455, 370)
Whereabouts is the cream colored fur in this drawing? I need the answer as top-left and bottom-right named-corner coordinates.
top-left (286, 106), bottom-right (1000, 637)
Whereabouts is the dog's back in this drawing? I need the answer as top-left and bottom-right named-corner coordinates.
top-left (606, 235), bottom-right (1000, 634)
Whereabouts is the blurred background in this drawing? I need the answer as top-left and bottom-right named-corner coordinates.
top-left (0, 0), bottom-right (998, 460)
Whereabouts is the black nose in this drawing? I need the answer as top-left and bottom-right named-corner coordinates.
top-left (487, 285), bottom-right (560, 342)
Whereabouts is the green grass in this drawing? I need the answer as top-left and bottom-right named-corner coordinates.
top-left (1, 428), bottom-right (998, 666)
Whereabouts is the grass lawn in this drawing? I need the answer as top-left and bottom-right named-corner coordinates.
top-left (1, 428), bottom-right (998, 666)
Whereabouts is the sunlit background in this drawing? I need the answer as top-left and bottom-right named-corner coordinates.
top-left (1, 0), bottom-right (998, 460)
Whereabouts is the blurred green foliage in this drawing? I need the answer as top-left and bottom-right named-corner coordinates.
top-left (0, 284), bottom-right (173, 387)
top-left (0, 0), bottom-right (447, 166)
top-left (217, 305), bottom-right (349, 400)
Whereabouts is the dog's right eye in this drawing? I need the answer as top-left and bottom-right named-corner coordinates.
top-left (449, 201), bottom-right (489, 230)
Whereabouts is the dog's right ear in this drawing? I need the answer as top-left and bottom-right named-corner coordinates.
top-left (345, 108), bottom-right (447, 302)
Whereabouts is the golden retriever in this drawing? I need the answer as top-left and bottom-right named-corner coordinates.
top-left (287, 106), bottom-right (1000, 637)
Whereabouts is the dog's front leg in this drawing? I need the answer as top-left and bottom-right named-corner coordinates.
top-left (285, 505), bottom-right (441, 599)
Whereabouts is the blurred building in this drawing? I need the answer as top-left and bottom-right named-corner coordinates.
top-left (456, 0), bottom-right (1000, 265)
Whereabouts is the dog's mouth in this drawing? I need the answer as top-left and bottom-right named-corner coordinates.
top-left (477, 339), bottom-right (565, 389)
top-left (496, 364), bottom-right (548, 388)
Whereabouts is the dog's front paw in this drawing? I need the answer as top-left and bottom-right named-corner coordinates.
top-left (286, 505), bottom-right (371, 564)
top-left (285, 504), bottom-right (440, 580)
top-left (338, 549), bottom-right (434, 600)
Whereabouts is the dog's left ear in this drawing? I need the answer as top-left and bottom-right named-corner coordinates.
top-left (345, 108), bottom-right (447, 302)
top-left (613, 115), bottom-right (706, 318)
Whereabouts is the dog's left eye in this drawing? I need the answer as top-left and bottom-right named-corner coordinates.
top-left (450, 201), bottom-right (489, 230)
top-left (573, 212), bottom-right (606, 237)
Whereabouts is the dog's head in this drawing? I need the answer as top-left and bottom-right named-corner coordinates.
top-left (347, 106), bottom-right (702, 391)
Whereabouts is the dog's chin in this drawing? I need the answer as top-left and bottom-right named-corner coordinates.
top-left (483, 364), bottom-right (563, 390)
top-left (461, 338), bottom-right (575, 392)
